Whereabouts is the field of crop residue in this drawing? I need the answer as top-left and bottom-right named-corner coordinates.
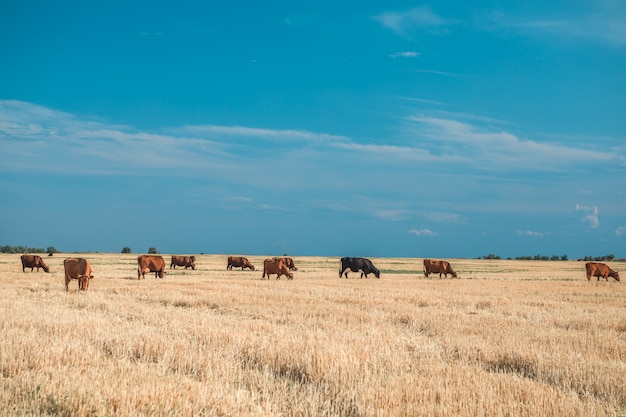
top-left (1, 253), bottom-right (624, 416)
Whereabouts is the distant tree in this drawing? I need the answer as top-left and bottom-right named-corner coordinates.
top-left (550, 255), bottom-right (560, 261)
top-left (561, 254), bottom-right (568, 261)
top-left (482, 254), bottom-right (501, 260)
top-left (121, 247), bottom-right (132, 254)
top-left (148, 247), bottom-right (158, 254)
top-left (46, 246), bottom-right (59, 254)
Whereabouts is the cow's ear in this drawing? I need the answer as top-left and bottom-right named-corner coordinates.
top-left (88, 275), bottom-right (94, 279)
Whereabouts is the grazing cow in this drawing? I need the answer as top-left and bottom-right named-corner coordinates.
top-left (227, 256), bottom-right (255, 271)
top-left (20, 254), bottom-right (50, 273)
top-left (339, 257), bottom-right (380, 279)
top-left (262, 258), bottom-right (293, 280)
top-left (137, 255), bottom-right (166, 279)
top-left (63, 257), bottom-right (94, 291)
top-left (275, 257), bottom-right (298, 271)
top-left (170, 255), bottom-right (196, 270)
top-left (423, 259), bottom-right (458, 278)
top-left (585, 262), bottom-right (620, 282)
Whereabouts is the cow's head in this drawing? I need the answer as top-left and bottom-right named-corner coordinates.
top-left (158, 270), bottom-right (166, 278)
top-left (609, 271), bottom-right (620, 282)
top-left (279, 264), bottom-right (294, 279)
top-left (374, 269), bottom-right (381, 279)
top-left (79, 275), bottom-right (94, 290)
top-left (42, 264), bottom-right (50, 273)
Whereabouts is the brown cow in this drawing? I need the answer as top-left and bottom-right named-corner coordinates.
top-left (262, 258), bottom-right (293, 280)
top-left (423, 259), bottom-right (457, 278)
top-left (137, 255), bottom-right (166, 279)
top-left (170, 255), bottom-right (196, 270)
top-left (275, 257), bottom-right (298, 271)
top-left (63, 257), bottom-right (94, 291)
top-left (227, 256), bottom-right (255, 271)
top-left (21, 254), bottom-right (50, 273)
top-left (585, 262), bottom-right (620, 282)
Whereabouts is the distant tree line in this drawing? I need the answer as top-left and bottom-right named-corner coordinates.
top-left (480, 253), bottom-right (617, 261)
top-left (578, 254), bottom-right (615, 262)
top-left (514, 254), bottom-right (568, 261)
top-left (1, 245), bottom-right (58, 254)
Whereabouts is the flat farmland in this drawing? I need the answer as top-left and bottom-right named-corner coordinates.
top-left (1, 254), bottom-right (624, 416)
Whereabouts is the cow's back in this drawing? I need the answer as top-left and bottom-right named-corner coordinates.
top-left (586, 262), bottom-right (606, 276)
top-left (138, 255), bottom-right (166, 278)
top-left (263, 258), bottom-right (292, 279)
top-left (63, 257), bottom-right (93, 290)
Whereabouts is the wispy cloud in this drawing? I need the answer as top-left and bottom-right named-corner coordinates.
top-left (177, 124), bottom-right (349, 143)
top-left (616, 226), bottom-right (626, 236)
top-left (390, 51), bottom-right (419, 59)
top-left (410, 69), bottom-right (462, 77)
top-left (576, 205), bottom-right (600, 228)
top-left (404, 114), bottom-right (621, 171)
top-left (480, 4), bottom-right (626, 46)
top-left (376, 3), bottom-right (626, 47)
top-left (374, 6), bottom-right (447, 38)
top-left (516, 230), bottom-right (544, 237)
top-left (3, 101), bottom-right (622, 181)
top-left (409, 228), bottom-right (437, 237)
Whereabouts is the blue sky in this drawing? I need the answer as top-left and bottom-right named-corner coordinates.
top-left (1, 1), bottom-right (625, 258)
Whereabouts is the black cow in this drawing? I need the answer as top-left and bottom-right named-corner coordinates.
top-left (339, 257), bottom-right (380, 279)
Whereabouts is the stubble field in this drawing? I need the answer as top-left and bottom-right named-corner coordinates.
top-left (1, 253), bottom-right (624, 416)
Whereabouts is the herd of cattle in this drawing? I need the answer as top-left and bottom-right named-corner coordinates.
top-left (18, 254), bottom-right (621, 292)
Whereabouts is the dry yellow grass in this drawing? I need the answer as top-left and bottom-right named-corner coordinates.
top-left (1, 254), bottom-right (624, 416)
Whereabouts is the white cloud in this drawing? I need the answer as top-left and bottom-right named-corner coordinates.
top-left (177, 124), bottom-right (349, 143)
top-left (390, 51), bottom-right (420, 59)
top-left (576, 205), bottom-right (600, 228)
top-left (405, 114), bottom-right (622, 170)
top-left (374, 6), bottom-right (447, 37)
top-left (516, 230), bottom-right (544, 237)
top-left (616, 226), bottom-right (626, 236)
top-left (479, 3), bottom-right (626, 47)
top-left (372, 209), bottom-right (410, 221)
top-left (409, 228), bottom-right (437, 237)
top-left (423, 211), bottom-right (465, 224)
top-left (377, 3), bottom-right (626, 47)
top-left (411, 69), bottom-right (461, 77)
